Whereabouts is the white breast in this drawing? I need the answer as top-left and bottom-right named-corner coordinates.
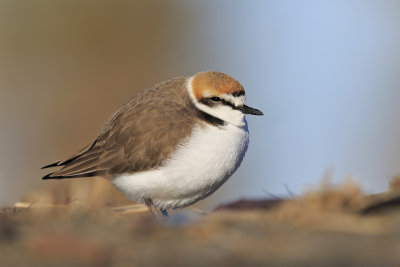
top-left (112, 119), bottom-right (249, 210)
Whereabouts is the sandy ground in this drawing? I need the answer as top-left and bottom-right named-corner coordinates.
top-left (1, 177), bottom-right (400, 267)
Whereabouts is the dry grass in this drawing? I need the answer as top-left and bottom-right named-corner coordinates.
top-left (1, 177), bottom-right (400, 266)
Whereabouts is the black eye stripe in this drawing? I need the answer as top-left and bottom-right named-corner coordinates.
top-left (220, 99), bottom-right (237, 109)
top-left (202, 97), bottom-right (238, 109)
top-left (199, 96), bottom-right (242, 111)
top-left (199, 98), bottom-right (216, 107)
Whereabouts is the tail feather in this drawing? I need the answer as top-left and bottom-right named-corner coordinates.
top-left (41, 140), bottom-right (101, 179)
top-left (41, 161), bottom-right (62, 169)
top-left (42, 172), bottom-right (97, 180)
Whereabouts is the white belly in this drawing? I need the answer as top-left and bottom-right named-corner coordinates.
top-left (112, 119), bottom-right (249, 209)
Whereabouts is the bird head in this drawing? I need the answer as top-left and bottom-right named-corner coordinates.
top-left (188, 71), bottom-right (263, 127)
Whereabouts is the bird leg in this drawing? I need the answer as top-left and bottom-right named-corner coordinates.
top-left (144, 197), bottom-right (168, 221)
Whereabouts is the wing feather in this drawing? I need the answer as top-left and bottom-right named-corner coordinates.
top-left (42, 77), bottom-right (197, 179)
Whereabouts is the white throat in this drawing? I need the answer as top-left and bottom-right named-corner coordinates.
top-left (187, 77), bottom-right (245, 127)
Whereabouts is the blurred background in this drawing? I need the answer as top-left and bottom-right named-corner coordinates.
top-left (1, 0), bottom-right (400, 208)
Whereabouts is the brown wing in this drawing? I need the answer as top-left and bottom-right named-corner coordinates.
top-left (42, 77), bottom-right (197, 179)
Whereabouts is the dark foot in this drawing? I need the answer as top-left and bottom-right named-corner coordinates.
top-left (144, 198), bottom-right (170, 221)
top-left (161, 209), bottom-right (169, 217)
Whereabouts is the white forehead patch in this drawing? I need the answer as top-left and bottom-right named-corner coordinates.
top-left (220, 94), bottom-right (246, 107)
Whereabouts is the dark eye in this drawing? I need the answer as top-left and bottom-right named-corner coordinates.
top-left (211, 97), bottom-right (222, 102)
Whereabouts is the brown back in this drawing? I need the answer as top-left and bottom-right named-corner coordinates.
top-left (43, 76), bottom-right (212, 179)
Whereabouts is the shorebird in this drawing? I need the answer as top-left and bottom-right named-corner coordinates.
top-left (42, 71), bottom-right (263, 218)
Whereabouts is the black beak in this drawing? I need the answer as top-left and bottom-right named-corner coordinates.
top-left (238, 105), bottom-right (263, 115)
